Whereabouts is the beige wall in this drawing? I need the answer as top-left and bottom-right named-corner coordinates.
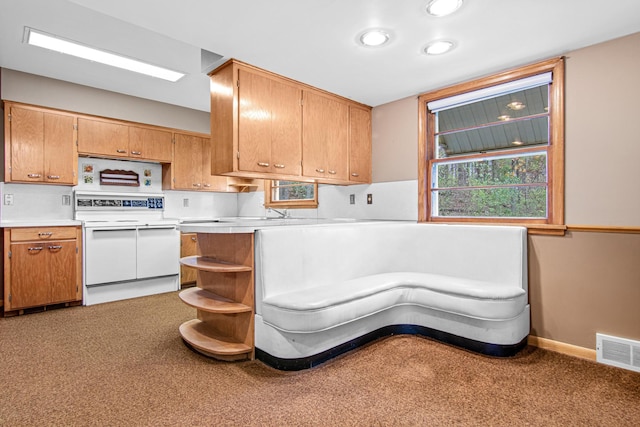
top-left (371, 96), bottom-right (418, 182)
top-left (371, 32), bottom-right (640, 350)
top-left (565, 33), bottom-right (640, 227)
top-left (1, 69), bottom-right (210, 134)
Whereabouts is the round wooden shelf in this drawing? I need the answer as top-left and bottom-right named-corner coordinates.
top-left (179, 256), bottom-right (252, 273)
top-left (179, 319), bottom-right (252, 357)
top-left (179, 287), bottom-right (252, 314)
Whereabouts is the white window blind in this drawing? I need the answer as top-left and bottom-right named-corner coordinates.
top-left (427, 72), bottom-right (552, 112)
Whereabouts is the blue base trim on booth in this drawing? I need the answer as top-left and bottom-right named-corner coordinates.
top-left (255, 325), bottom-right (529, 371)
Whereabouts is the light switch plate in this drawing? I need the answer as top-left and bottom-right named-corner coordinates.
top-left (4, 194), bottom-right (14, 205)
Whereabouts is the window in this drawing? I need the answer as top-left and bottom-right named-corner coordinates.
top-left (418, 57), bottom-right (565, 233)
top-left (264, 180), bottom-right (318, 209)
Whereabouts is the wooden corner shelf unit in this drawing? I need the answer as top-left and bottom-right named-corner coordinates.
top-left (178, 232), bottom-right (255, 361)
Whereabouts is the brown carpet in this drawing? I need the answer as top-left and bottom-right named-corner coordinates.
top-left (1, 292), bottom-right (638, 426)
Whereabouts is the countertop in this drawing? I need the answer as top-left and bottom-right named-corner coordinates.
top-left (0, 219), bottom-right (83, 228)
top-left (178, 217), bottom-right (374, 234)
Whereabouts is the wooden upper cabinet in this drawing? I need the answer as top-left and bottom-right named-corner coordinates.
top-left (173, 133), bottom-right (204, 190)
top-left (77, 117), bottom-right (129, 158)
top-left (4, 103), bottom-right (77, 185)
top-left (169, 133), bottom-right (228, 192)
top-left (237, 68), bottom-right (302, 176)
top-left (210, 59), bottom-right (370, 184)
top-left (349, 105), bottom-right (372, 183)
top-left (302, 90), bottom-right (349, 182)
top-left (129, 126), bottom-right (172, 162)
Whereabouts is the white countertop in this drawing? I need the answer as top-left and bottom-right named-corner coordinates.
top-left (178, 218), bottom-right (380, 234)
top-left (0, 219), bottom-right (83, 228)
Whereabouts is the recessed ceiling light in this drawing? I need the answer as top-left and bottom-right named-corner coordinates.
top-left (498, 115), bottom-right (511, 121)
top-left (512, 140), bottom-right (524, 146)
top-left (426, 0), bottom-right (464, 17)
top-left (424, 40), bottom-right (455, 55)
top-left (24, 27), bottom-right (185, 82)
top-left (359, 29), bottom-right (390, 47)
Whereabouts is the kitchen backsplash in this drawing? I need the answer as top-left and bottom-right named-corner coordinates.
top-left (1, 155), bottom-right (418, 222)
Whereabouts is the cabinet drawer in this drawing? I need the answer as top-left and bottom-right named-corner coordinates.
top-left (10, 227), bottom-right (77, 242)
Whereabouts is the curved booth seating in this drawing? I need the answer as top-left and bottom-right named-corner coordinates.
top-left (254, 222), bottom-right (529, 370)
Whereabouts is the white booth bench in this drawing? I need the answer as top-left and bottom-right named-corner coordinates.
top-left (254, 222), bottom-right (529, 370)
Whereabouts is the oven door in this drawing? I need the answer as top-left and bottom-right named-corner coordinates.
top-left (136, 225), bottom-right (179, 279)
top-left (85, 227), bottom-right (137, 286)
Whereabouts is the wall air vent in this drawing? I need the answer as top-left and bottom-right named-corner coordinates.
top-left (596, 333), bottom-right (640, 373)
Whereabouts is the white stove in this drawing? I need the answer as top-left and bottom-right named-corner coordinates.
top-left (74, 191), bottom-right (180, 305)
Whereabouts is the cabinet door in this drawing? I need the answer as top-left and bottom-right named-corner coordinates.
top-left (47, 241), bottom-right (78, 304)
top-left (302, 91), bottom-right (349, 181)
top-left (201, 137), bottom-right (229, 192)
top-left (129, 126), bottom-right (173, 162)
top-left (8, 105), bottom-right (44, 182)
top-left (348, 106), bottom-right (372, 183)
top-left (238, 69), bottom-right (302, 175)
top-left (8, 242), bottom-right (50, 309)
top-left (77, 118), bottom-right (129, 157)
top-left (173, 133), bottom-right (204, 190)
top-left (44, 112), bottom-right (77, 184)
top-left (180, 233), bottom-right (198, 285)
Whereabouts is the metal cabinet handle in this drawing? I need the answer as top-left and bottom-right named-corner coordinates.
top-left (203, 183), bottom-right (211, 187)
top-left (47, 175), bottom-right (60, 180)
top-left (131, 151), bottom-right (141, 155)
top-left (274, 164), bottom-right (285, 169)
top-left (351, 172), bottom-right (360, 177)
top-left (193, 183), bottom-right (201, 187)
top-left (116, 149), bottom-right (127, 154)
top-left (38, 232), bottom-right (53, 237)
top-left (28, 246), bottom-right (44, 252)
top-left (191, 237), bottom-right (197, 242)
top-left (257, 162), bottom-right (270, 167)
top-left (328, 170), bottom-right (337, 175)
top-left (315, 168), bottom-right (325, 173)
top-left (48, 245), bottom-right (63, 250)
top-left (27, 173), bottom-right (42, 178)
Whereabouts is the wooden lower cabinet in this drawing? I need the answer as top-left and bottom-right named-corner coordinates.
top-left (180, 233), bottom-right (198, 286)
top-left (178, 232), bottom-right (254, 361)
top-left (3, 226), bottom-right (82, 314)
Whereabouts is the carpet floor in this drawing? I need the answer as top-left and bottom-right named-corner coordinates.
top-left (0, 291), bottom-right (638, 426)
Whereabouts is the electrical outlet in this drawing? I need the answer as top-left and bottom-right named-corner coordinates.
top-left (4, 194), bottom-right (14, 205)
top-left (62, 195), bottom-right (71, 206)
top-left (349, 194), bottom-right (355, 205)
top-left (367, 194), bottom-right (373, 204)
top-left (183, 198), bottom-right (189, 208)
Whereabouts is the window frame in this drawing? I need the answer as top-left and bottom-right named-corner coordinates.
top-left (418, 57), bottom-right (565, 235)
top-left (263, 180), bottom-right (319, 209)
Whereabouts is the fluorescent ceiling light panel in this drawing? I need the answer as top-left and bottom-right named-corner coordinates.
top-left (24, 28), bottom-right (185, 82)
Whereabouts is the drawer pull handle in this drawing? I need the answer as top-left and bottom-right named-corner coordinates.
top-left (27, 173), bottom-right (42, 178)
top-left (48, 245), bottom-right (63, 250)
top-left (328, 170), bottom-right (337, 175)
top-left (47, 175), bottom-right (60, 180)
top-left (38, 232), bottom-right (53, 237)
top-left (351, 172), bottom-right (359, 177)
top-left (28, 246), bottom-right (44, 252)
top-left (203, 183), bottom-right (211, 187)
top-left (116, 149), bottom-right (127, 154)
top-left (191, 237), bottom-right (197, 242)
top-left (315, 168), bottom-right (325, 173)
top-left (274, 164), bottom-right (285, 169)
top-left (257, 162), bottom-right (270, 167)
top-left (193, 183), bottom-right (201, 187)
top-left (131, 151), bottom-right (141, 155)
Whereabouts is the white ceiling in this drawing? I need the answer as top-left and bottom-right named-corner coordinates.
top-left (1, 0), bottom-right (640, 112)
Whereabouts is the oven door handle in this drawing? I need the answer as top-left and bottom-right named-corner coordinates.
top-left (138, 226), bottom-right (177, 231)
top-left (90, 228), bottom-right (137, 232)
